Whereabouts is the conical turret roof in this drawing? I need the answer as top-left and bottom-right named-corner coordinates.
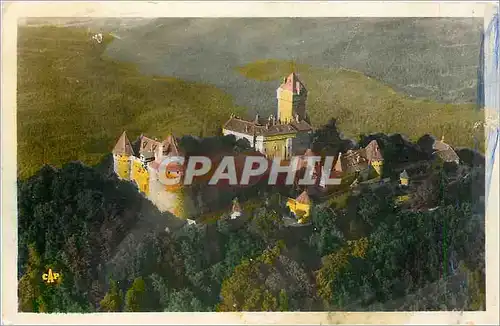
top-left (112, 131), bottom-right (134, 156)
top-left (364, 140), bottom-right (384, 161)
top-left (334, 152), bottom-right (343, 172)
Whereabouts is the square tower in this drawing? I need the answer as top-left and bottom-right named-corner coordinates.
top-left (276, 73), bottom-right (307, 123)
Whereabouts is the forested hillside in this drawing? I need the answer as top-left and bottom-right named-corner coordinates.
top-left (18, 127), bottom-right (486, 312)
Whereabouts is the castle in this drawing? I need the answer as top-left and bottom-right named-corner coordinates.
top-left (111, 72), bottom-right (387, 221)
top-left (111, 73), bottom-right (315, 218)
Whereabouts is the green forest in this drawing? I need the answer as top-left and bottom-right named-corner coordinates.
top-left (18, 122), bottom-right (486, 312)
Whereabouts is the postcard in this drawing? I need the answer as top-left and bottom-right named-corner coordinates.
top-left (2, 1), bottom-right (499, 325)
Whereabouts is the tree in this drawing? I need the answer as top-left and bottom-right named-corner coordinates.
top-left (316, 246), bottom-right (352, 305)
top-left (125, 277), bottom-right (146, 312)
top-left (459, 261), bottom-right (485, 310)
top-left (409, 175), bottom-right (440, 210)
top-left (261, 291), bottom-right (278, 311)
top-left (311, 118), bottom-right (352, 156)
top-left (99, 279), bottom-right (123, 312)
top-left (234, 138), bottom-right (252, 152)
top-left (149, 273), bottom-right (170, 309)
top-left (18, 244), bottom-right (45, 312)
top-left (278, 289), bottom-right (289, 311)
top-left (252, 208), bottom-right (284, 242)
top-left (19, 245), bottom-right (94, 313)
top-left (216, 218), bottom-right (231, 235)
top-left (178, 135), bottom-right (201, 155)
top-left (218, 260), bottom-right (266, 311)
top-left (164, 289), bottom-right (206, 312)
top-left (315, 238), bottom-right (369, 308)
top-left (309, 207), bottom-right (345, 256)
top-left (357, 185), bottom-right (396, 230)
top-left (217, 244), bottom-right (284, 312)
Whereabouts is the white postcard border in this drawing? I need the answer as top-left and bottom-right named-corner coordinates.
top-left (2, 1), bottom-right (499, 325)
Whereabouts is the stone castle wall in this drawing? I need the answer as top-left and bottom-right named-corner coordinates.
top-left (113, 155), bottom-right (244, 219)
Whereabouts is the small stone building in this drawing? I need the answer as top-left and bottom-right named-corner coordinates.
top-left (400, 169), bottom-right (409, 186)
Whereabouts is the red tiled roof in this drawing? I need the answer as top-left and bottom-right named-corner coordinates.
top-left (139, 135), bottom-right (162, 155)
top-left (297, 150), bottom-right (316, 169)
top-left (434, 148), bottom-right (460, 163)
top-left (223, 117), bottom-right (299, 136)
top-left (340, 149), bottom-right (369, 173)
top-left (433, 137), bottom-right (451, 152)
top-left (135, 134), bottom-right (183, 161)
top-left (364, 140), bottom-right (384, 161)
top-left (223, 116), bottom-right (312, 136)
top-left (188, 150), bottom-right (268, 187)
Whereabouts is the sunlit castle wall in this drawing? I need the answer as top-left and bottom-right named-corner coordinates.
top-left (113, 154), bottom-right (131, 180)
top-left (370, 160), bottom-right (384, 176)
top-left (146, 167), bottom-right (179, 214)
top-left (145, 167), bottom-right (197, 219)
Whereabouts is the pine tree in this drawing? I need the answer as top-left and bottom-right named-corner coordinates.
top-left (99, 279), bottom-right (123, 312)
top-left (278, 289), bottom-right (289, 311)
top-left (124, 277), bottom-right (146, 312)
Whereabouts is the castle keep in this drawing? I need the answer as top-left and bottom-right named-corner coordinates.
top-left (222, 73), bottom-right (313, 160)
